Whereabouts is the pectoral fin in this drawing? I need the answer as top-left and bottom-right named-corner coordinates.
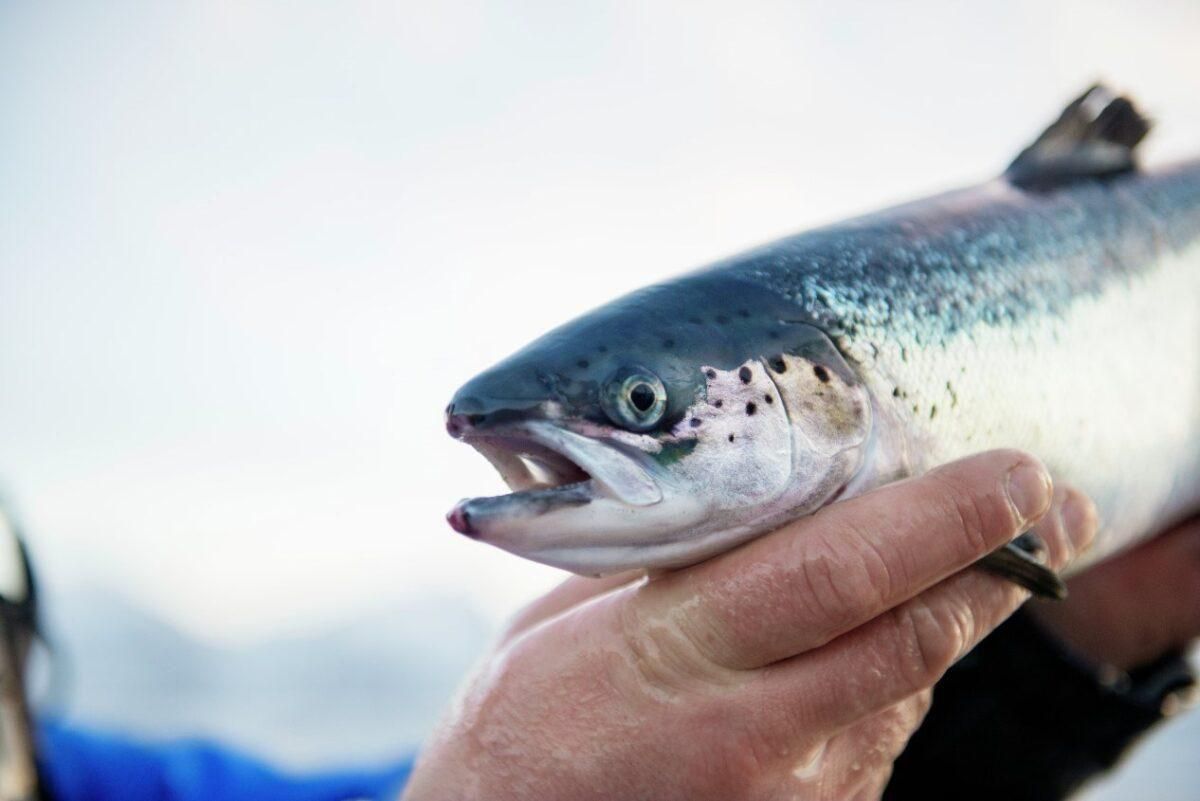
top-left (979, 536), bottom-right (1067, 600)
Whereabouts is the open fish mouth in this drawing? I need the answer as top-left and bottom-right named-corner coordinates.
top-left (447, 421), bottom-right (662, 538)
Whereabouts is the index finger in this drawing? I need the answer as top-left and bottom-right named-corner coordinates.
top-left (631, 449), bottom-right (1053, 670)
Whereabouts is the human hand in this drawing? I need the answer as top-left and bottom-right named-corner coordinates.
top-left (1029, 515), bottom-right (1200, 672)
top-left (402, 451), bottom-right (1096, 801)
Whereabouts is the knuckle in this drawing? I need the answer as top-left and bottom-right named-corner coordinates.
top-left (950, 489), bottom-right (998, 554)
top-left (894, 598), bottom-right (973, 691)
top-left (796, 531), bottom-right (891, 632)
top-left (866, 702), bottom-right (925, 758)
top-left (850, 526), bottom-right (901, 604)
top-left (676, 605), bottom-right (746, 670)
top-left (617, 596), bottom-right (734, 694)
top-left (798, 544), bottom-right (852, 622)
top-left (930, 469), bottom-right (1010, 556)
top-left (911, 688), bottom-right (934, 721)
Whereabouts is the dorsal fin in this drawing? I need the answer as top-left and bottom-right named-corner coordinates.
top-left (1005, 84), bottom-right (1151, 190)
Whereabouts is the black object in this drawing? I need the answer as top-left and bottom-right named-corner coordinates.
top-left (0, 505), bottom-right (48, 801)
top-left (979, 532), bottom-right (1067, 600)
top-left (1006, 84), bottom-right (1151, 190)
top-left (884, 610), bottom-right (1197, 801)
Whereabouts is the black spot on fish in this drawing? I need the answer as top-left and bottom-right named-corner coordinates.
top-left (654, 438), bottom-right (699, 466)
top-left (577, 359), bottom-right (589, 369)
top-left (728, 434), bottom-right (735, 442)
top-left (763, 394), bottom-right (773, 404)
top-left (738, 366), bottom-right (752, 383)
top-left (690, 417), bottom-right (702, 427)
top-left (597, 345), bottom-right (608, 354)
top-left (768, 356), bottom-right (786, 373)
top-left (716, 315), bottom-right (730, 325)
top-left (946, 381), bottom-right (958, 408)
top-left (768, 331), bottom-right (780, 340)
top-left (737, 309), bottom-right (750, 318)
top-left (714, 400), bottom-right (723, 408)
top-left (745, 402), bottom-right (757, 415)
top-left (663, 338), bottom-right (675, 348)
top-left (813, 365), bottom-right (830, 383)
top-left (930, 405), bottom-right (938, 420)
top-left (892, 387), bottom-right (901, 398)
top-left (705, 368), bottom-right (717, 380)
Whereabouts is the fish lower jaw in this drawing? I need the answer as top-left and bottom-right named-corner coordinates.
top-left (447, 479), bottom-right (600, 538)
top-left (517, 519), bottom-right (777, 575)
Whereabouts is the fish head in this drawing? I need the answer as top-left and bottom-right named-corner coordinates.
top-left (445, 274), bottom-right (873, 574)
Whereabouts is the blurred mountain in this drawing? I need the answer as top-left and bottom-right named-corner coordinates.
top-left (33, 587), bottom-right (494, 768)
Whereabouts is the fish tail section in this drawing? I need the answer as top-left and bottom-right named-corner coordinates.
top-left (978, 537), bottom-right (1068, 600)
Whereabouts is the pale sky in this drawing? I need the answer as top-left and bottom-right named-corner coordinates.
top-left (2, 0), bottom-right (1199, 643)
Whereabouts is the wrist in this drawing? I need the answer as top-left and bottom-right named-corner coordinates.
top-left (885, 610), bottom-right (1198, 801)
top-left (1023, 613), bottom-right (1199, 718)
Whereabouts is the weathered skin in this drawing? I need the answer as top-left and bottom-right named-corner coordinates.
top-left (446, 87), bottom-right (1200, 578)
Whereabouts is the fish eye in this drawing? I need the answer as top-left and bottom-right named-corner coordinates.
top-left (629, 382), bottom-right (656, 412)
top-left (601, 367), bottom-right (667, 431)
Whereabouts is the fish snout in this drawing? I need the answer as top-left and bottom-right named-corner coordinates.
top-left (446, 500), bottom-right (477, 537)
top-left (444, 402), bottom-right (488, 439)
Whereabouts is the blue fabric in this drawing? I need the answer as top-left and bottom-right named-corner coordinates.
top-left (37, 719), bottom-right (414, 801)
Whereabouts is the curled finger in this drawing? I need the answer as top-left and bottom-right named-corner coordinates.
top-left (755, 487), bottom-right (1097, 734)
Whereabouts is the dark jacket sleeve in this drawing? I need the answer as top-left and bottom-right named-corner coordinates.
top-left (883, 610), bottom-right (1197, 801)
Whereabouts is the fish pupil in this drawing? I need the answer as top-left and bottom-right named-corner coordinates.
top-left (629, 383), bottom-right (656, 413)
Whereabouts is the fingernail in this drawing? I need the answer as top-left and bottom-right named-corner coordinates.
top-left (1061, 489), bottom-right (1098, 555)
top-left (1006, 461), bottom-right (1052, 524)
